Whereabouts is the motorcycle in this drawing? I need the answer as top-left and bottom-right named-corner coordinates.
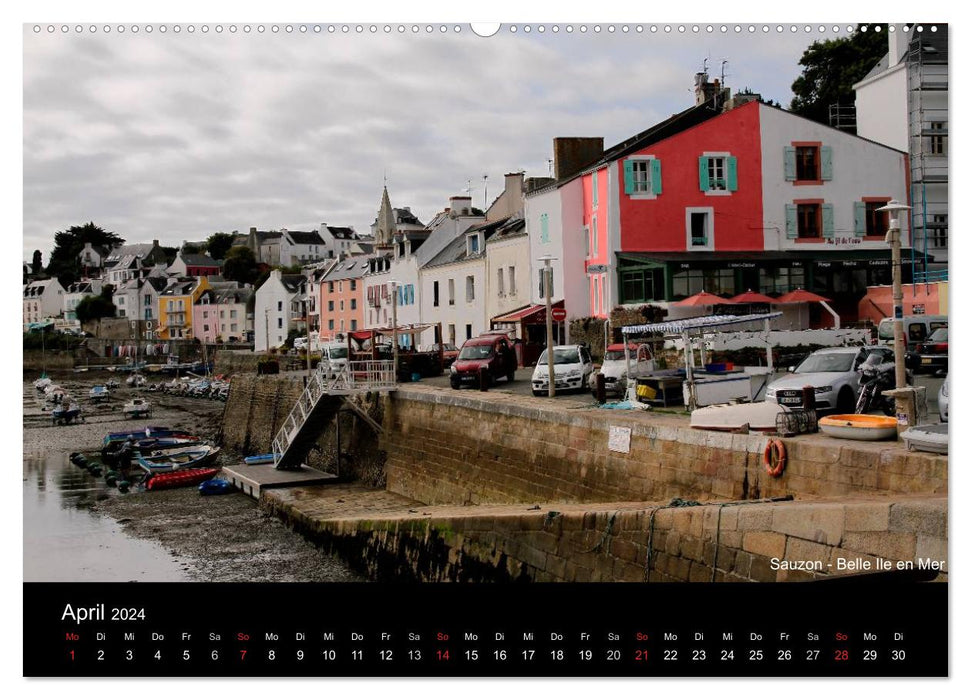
top-left (855, 354), bottom-right (910, 416)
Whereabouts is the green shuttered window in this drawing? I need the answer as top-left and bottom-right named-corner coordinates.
top-left (785, 204), bottom-right (798, 238)
top-left (624, 158), bottom-right (658, 195)
top-left (699, 155), bottom-right (737, 192)
top-left (822, 204), bottom-right (834, 239)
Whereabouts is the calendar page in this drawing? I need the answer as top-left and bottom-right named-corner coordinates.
top-left (21, 10), bottom-right (952, 685)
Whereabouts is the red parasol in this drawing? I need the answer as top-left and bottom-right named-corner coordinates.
top-left (775, 288), bottom-right (832, 303)
top-left (728, 289), bottom-right (776, 304)
top-left (675, 290), bottom-right (731, 307)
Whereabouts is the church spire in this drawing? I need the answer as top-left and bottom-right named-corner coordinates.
top-left (375, 185), bottom-right (396, 250)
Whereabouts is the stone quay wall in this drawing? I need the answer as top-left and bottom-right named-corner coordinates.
top-left (381, 389), bottom-right (947, 507)
top-left (261, 493), bottom-right (947, 583)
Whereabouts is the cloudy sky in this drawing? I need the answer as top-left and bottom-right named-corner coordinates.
top-left (23, 23), bottom-right (842, 263)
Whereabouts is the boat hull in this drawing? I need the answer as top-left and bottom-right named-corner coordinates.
top-left (146, 467), bottom-right (220, 491)
top-left (818, 414), bottom-right (898, 441)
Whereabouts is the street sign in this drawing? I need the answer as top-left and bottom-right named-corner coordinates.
top-left (551, 308), bottom-right (567, 322)
top-left (587, 264), bottom-right (608, 273)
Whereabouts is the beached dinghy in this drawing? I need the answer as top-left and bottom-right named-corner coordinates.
top-left (137, 445), bottom-right (221, 474)
top-left (123, 397), bottom-right (152, 418)
top-left (146, 467), bottom-right (220, 491)
top-left (243, 453), bottom-right (280, 465)
top-left (690, 402), bottom-right (790, 432)
top-left (900, 423), bottom-right (948, 454)
top-left (818, 415), bottom-right (898, 441)
top-left (89, 385), bottom-right (110, 402)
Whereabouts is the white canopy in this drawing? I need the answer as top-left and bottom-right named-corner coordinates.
top-left (621, 312), bottom-right (783, 337)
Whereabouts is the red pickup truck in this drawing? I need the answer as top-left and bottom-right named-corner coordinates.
top-left (449, 334), bottom-right (518, 389)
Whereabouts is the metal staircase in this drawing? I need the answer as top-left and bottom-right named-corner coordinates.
top-left (272, 360), bottom-right (396, 470)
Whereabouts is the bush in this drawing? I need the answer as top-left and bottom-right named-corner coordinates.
top-left (257, 358), bottom-right (280, 375)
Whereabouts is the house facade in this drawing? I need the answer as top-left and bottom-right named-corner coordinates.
top-left (158, 277), bottom-right (210, 340)
top-left (103, 240), bottom-right (168, 286)
top-left (254, 269), bottom-right (306, 351)
top-left (168, 250), bottom-right (221, 277)
top-left (63, 279), bottom-right (103, 323)
top-left (23, 278), bottom-right (66, 326)
top-left (319, 258), bottom-right (366, 339)
top-left (854, 25), bottom-right (948, 275)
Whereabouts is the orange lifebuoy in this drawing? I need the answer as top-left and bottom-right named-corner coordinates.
top-left (763, 439), bottom-right (787, 478)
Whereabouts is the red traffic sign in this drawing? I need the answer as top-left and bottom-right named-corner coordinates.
top-left (551, 307), bottom-right (567, 322)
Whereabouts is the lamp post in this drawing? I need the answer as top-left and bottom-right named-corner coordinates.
top-left (264, 309), bottom-right (269, 353)
top-left (538, 255), bottom-right (557, 397)
top-left (389, 280), bottom-right (399, 380)
top-left (876, 200), bottom-right (912, 390)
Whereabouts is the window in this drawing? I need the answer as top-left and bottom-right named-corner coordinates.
top-left (202, 310), bottom-right (208, 319)
top-left (592, 278), bottom-right (599, 315)
top-left (592, 215), bottom-right (599, 256)
top-left (350, 280), bottom-right (356, 291)
top-left (203, 324), bottom-right (209, 332)
top-left (351, 320), bottom-right (358, 331)
top-left (230, 310), bottom-right (237, 319)
top-left (328, 300), bottom-right (335, 311)
top-left (759, 266), bottom-right (805, 294)
top-left (328, 282), bottom-right (334, 293)
top-left (540, 213), bottom-right (550, 244)
top-left (277, 301), bottom-right (283, 311)
top-left (144, 295), bottom-right (151, 306)
top-left (277, 318), bottom-right (283, 329)
top-left (864, 201), bottom-right (890, 237)
top-left (328, 320), bottom-right (334, 330)
top-left (796, 146), bottom-right (819, 180)
top-left (448, 324), bottom-right (456, 345)
top-left (231, 323), bottom-right (237, 332)
top-left (785, 144), bottom-right (832, 183)
top-left (797, 203), bottom-right (820, 238)
top-left (584, 225), bottom-right (590, 258)
top-left (699, 155), bottom-right (738, 192)
top-left (350, 299), bottom-right (357, 310)
top-left (340, 300), bottom-right (344, 311)
top-left (466, 324), bottom-right (473, 340)
top-left (929, 122), bottom-right (946, 155)
top-left (672, 269), bottom-right (735, 299)
top-left (339, 281), bottom-right (343, 293)
top-left (466, 276), bottom-right (475, 302)
top-left (621, 269), bottom-right (664, 303)
top-left (930, 214), bottom-right (948, 248)
top-left (691, 213), bottom-right (708, 246)
top-left (433, 281), bottom-right (440, 307)
top-left (508, 267), bottom-right (516, 295)
top-left (448, 279), bottom-right (455, 306)
top-left (592, 170), bottom-right (599, 208)
top-left (623, 157), bottom-right (662, 196)
top-left (469, 234), bottom-right (480, 255)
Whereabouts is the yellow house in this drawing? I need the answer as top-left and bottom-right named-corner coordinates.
top-left (158, 277), bottom-right (210, 340)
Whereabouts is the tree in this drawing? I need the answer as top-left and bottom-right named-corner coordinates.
top-left (181, 243), bottom-right (202, 255)
top-left (74, 285), bottom-right (116, 323)
top-left (222, 245), bottom-right (259, 285)
top-left (206, 232), bottom-right (236, 261)
top-left (789, 27), bottom-right (888, 130)
top-left (46, 222), bottom-right (125, 286)
top-left (31, 250), bottom-right (43, 275)
top-left (160, 246), bottom-right (179, 265)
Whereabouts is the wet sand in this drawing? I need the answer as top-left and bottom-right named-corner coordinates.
top-left (24, 373), bottom-right (364, 583)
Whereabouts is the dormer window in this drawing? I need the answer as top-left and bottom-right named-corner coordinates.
top-left (468, 233), bottom-right (481, 256)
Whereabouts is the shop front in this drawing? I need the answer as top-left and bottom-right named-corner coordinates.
top-left (491, 301), bottom-right (566, 367)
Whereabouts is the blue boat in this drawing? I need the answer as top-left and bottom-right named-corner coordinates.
top-left (103, 426), bottom-right (181, 447)
top-left (199, 479), bottom-right (234, 496)
top-left (243, 453), bottom-right (280, 465)
top-left (137, 445), bottom-right (221, 474)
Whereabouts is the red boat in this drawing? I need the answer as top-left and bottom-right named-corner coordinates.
top-left (145, 467), bottom-right (220, 491)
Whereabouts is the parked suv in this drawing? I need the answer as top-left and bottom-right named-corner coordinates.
top-left (765, 345), bottom-right (896, 413)
top-left (588, 343), bottom-right (655, 397)
top-left (532, 345), bottom-right (595, 396)
top-left (450, 335), bottom-right (518, 389)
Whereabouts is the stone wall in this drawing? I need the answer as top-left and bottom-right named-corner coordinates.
top-left (382, 389), bottom-right (947, 507)
top-left (22, 350), bottom-right (74, 372)
top-left (261, 493), bottom-right (947, 583)
top-left (214, 350), bottom-right (263, 375)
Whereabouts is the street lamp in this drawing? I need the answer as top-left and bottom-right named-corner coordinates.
top-left (538, 255), bottom-right (557, 397)
top-left (389, 279), bottom-right (399, 380)
top-left (876, 200), bottom-right (912, 390)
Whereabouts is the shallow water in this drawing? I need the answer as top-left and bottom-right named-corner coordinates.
top-left (23, 449), bottom-right (190, 582)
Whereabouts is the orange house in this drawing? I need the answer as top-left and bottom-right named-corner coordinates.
top-left (318, 258), bottom-right (365, 341)
top-left (158, 276), bottom-right (210, 340)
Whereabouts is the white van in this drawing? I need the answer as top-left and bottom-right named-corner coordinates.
top-left (320, 341), bottom-right (350, 379)
top-left (877, 315), bottom-right (947, 351)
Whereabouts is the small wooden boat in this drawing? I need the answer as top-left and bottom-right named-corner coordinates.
top-left (243, 453), bottom-right (280, 465)
top-left (138, 445), bottom-right (221, 474)
top-left (34, 375), bottom-right (52, 391)
top-left (199, 478), bottom-right (234, 496)
top-left (146, 467), bottom-right (220, 491)
top-left (123, 397), bottom-right (152, 418)
top-left (901, 423), bottom-right (948, 454)
top-left (103, 426), bottom-right (181, 448)
top-left (127, 372), bottom-right (147, 387)
top-left (690, 402), bottom-right (790, 432)
top-left (89, 385), bottom-right (110, 402)
top-left (818, 414), bottom-right (898, 441)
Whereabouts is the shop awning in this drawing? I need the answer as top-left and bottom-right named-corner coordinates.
top-left (492, 301), bottom-right (564, 323)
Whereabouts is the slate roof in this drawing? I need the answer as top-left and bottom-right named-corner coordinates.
top-left (105, 242), bottom-right (159, 263)
top-left (280, 274), bottom-right (306, 294)
top-left (180, 253), bottom-right (220, 267)
top-left (324, 226), bottom-right (357, 239)
top-left (215, 287), bottom-right (253, 305)
top-left (321, 257), bottom-right (368, 282)
top-left (286, 230), bottom-right (325, 245)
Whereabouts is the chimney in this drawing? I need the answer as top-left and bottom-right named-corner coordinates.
top-left (250, 227), bottom-right (257, 234)
top-left (888, 24), bottom-right (911, 68)
top-left (504, 172), bottom-right (524, 196)
top-left (152, 239), bottom-right (159, 247)
top-left (449, 195), bottom-right (472, 217)
top-left (552, 137), bottom-right (604, 181)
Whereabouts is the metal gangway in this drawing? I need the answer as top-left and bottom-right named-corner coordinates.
top-left (271, 360), bottom-right (396, 470)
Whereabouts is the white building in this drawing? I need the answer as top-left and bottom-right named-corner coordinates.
top-left (254, 269), bottom-right (306, 351)
top-left (63, 279), bottom-right (103, 323)
top-left (854, 25), bottom-right (948, 273)
top-left (23, 278), bottom-right (66, 326)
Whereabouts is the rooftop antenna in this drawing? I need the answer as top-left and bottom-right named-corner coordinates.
top-left (702, 56), bottom-right (709, 75)
top-left (483, 174), bottom-right (488, 211)
top-left (548, 158), bottom-right (553, 177)
top-left (465, 179), bottom-right (474, 197)
top-left (721, 60), bottom-right (728, 85)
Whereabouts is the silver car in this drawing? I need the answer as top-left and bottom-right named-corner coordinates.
top-left (765, 346), bottom-right (896, 414)
top-left (939, 375), bottom-right (948, 423)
